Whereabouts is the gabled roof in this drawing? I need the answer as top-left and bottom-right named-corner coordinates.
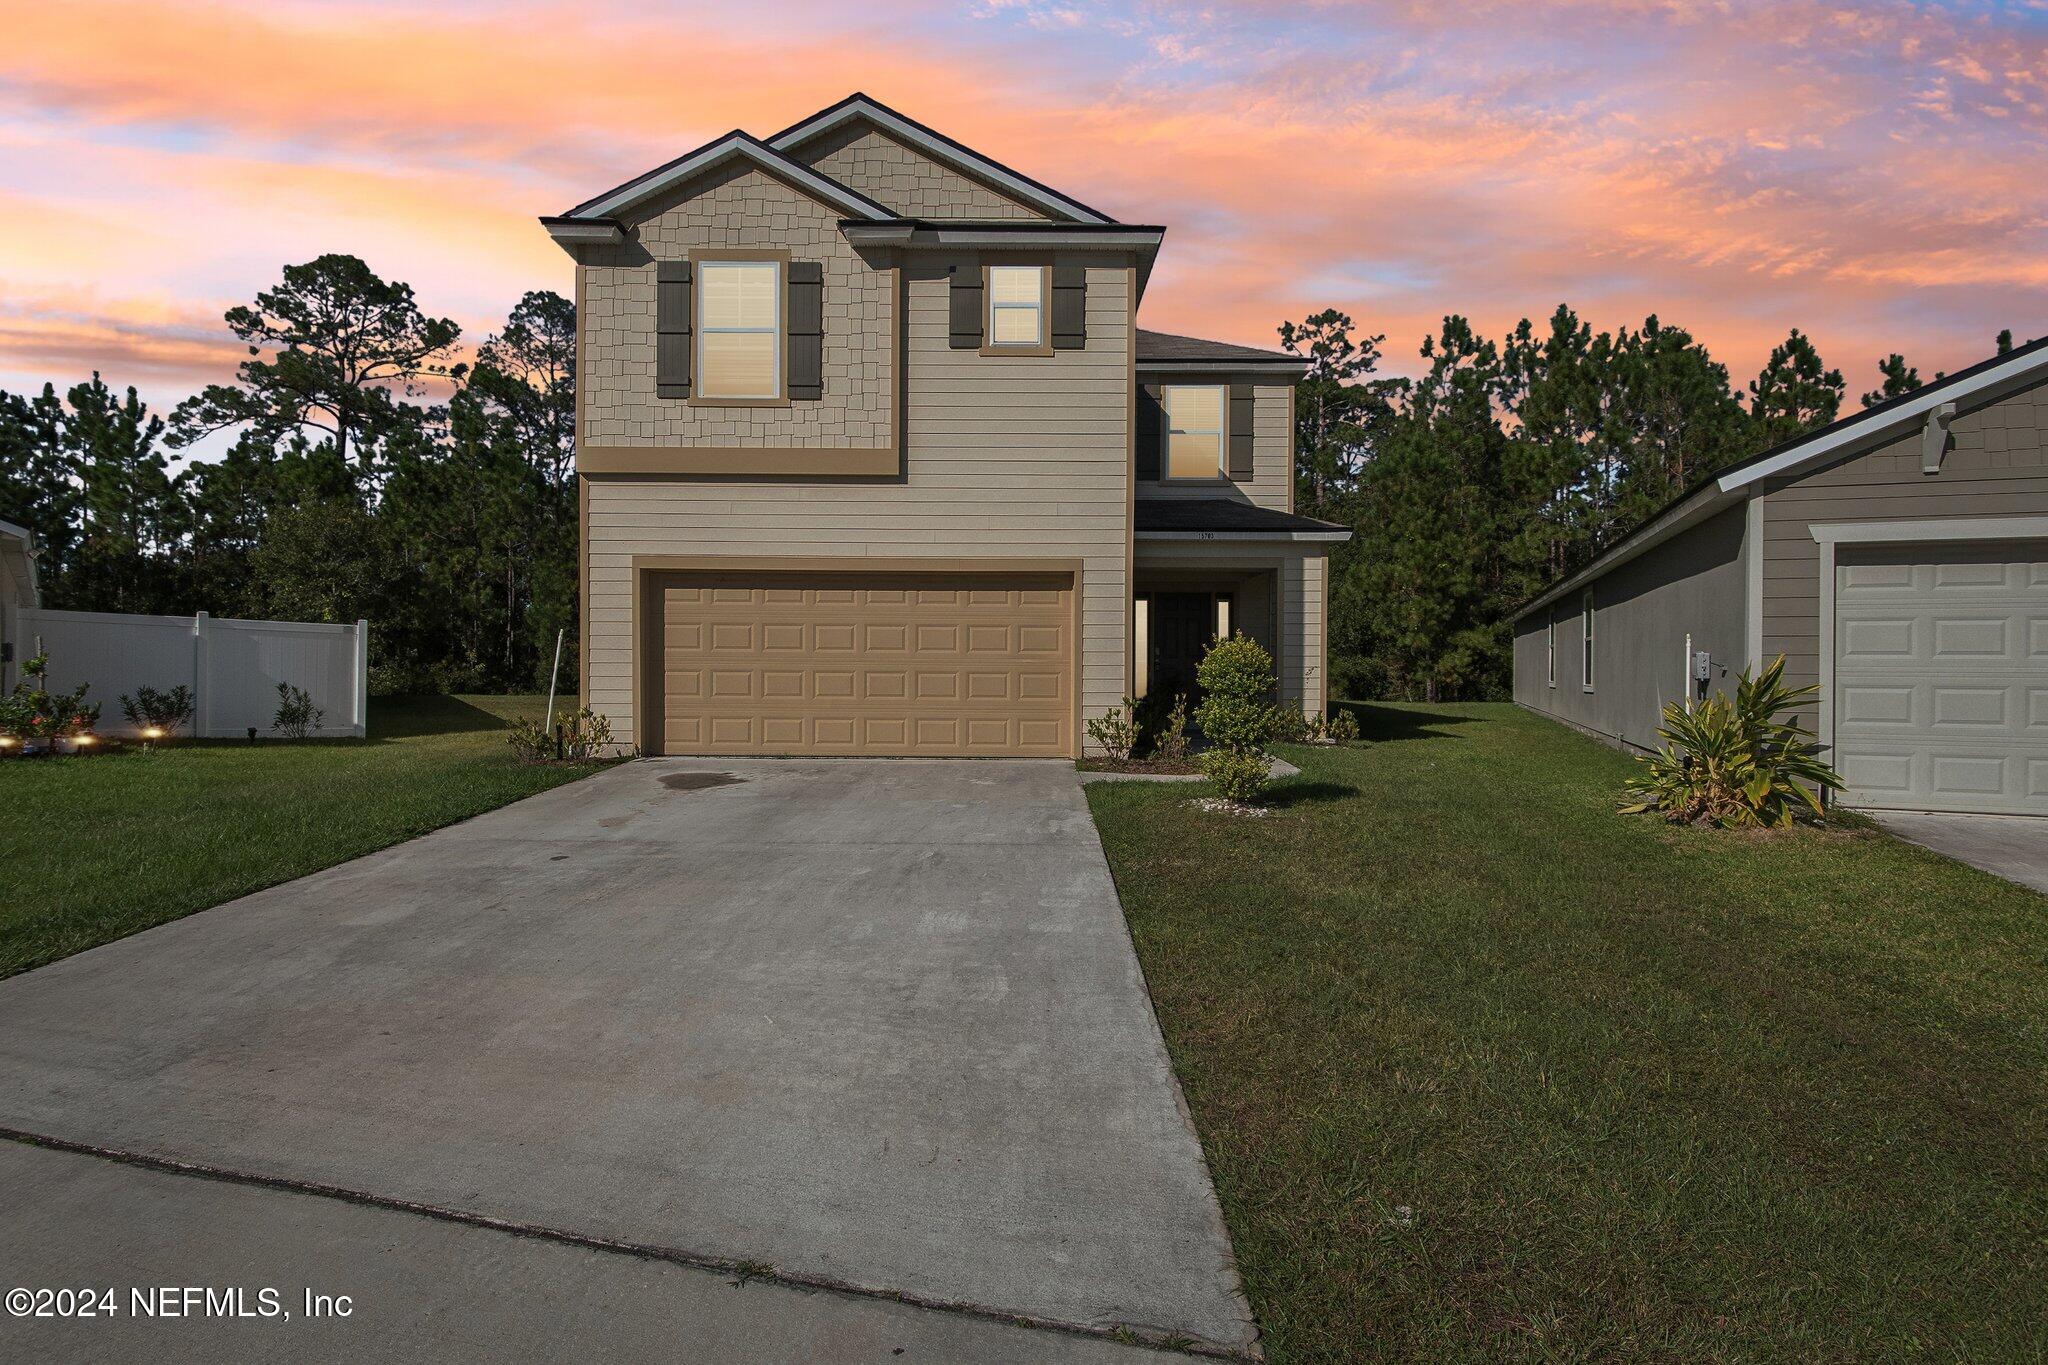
top-left (555, 129), bottom-right (897, 228)
top-left (768, 93), bottom-right (1114, 225)
top-left (1137, 329), bottom-right (1304, 373)
top-left (1515, 331), bottom-right (2048, 617)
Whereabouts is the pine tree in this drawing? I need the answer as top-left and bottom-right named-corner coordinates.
top-left (1861, 354), bottom-right (1922, 408)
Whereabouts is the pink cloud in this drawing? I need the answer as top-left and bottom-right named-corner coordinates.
top-left (0, 0), bottom-right (2040, 410)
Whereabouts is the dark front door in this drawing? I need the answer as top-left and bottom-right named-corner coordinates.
top-left (1151, 593), bottom-right (1213, 702)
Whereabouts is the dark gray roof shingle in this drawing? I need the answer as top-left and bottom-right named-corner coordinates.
top-left (1134, 499), bottom-right (1348, 535)
top-left (1135, 329), bottom-right (1302, 367)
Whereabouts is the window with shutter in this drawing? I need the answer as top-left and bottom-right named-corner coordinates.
top-left (1161, 385), bottom-right (1226, 481)
top-left (696, 261), bottom-right (782, 400)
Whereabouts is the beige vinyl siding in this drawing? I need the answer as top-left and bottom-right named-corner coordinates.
top-left (786, 124), bottom-right (1047, 221)
top-left (1132, 542), bottom-right (1328, 715)
top-left (1136, 383), bottom-right (1292, 510)
top-left (1758, 375), bottom-right (2048, 693)
top-left (583, 261), bottom-right (1132, 745)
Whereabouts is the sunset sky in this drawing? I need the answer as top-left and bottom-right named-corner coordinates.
top-left (5, 0), bottom-right (2046, 436)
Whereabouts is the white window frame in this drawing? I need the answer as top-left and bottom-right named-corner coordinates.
top-left (695, 259), bottom-right (783, 400)
top-left (985, 265), bottom-right (1046, 349)
top-left (1546, 616), bottom-right (1557, 687)
top-left (1161, 384), bottom-right (1227, 482)
top-left (1580, 590), bottom-right (1596, 692)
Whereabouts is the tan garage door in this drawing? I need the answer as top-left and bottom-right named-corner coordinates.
top-left (652, 570), bottom-right (1073, 757)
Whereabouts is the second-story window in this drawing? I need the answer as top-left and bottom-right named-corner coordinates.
top-left (1162, 385), bottom-right (1225, 480)
top-left (698, 261), bottom-right (782, 399)
top-left (987, 265), bottom-right (1045, 347)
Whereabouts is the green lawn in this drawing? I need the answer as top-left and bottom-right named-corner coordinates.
top-left (1087, 703), bottom-right (2048, 1363)
top-left (0, 695), bottom-right (611, 978)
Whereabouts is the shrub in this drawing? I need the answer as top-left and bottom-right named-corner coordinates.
top-left (0, 653), bottom-right (98, 747)
top-left (1268, 707), bottom-right (1309, 743)
top-left (1621, 654), bottom-right (1843, 829)
top-left (1086, 697), bottom-right (1140, 762)
top-left (272, 683), bottom-right (324, 740)
top-left (1201, 746), bottom-right (1272, 803)
top-left (508, 716), bottom-right (551, 763)
top-left (1153, 693), bottom-right (1192, 764)
top-left (563, 707), bottom-right (613, 761)
top-left (120, 684), bottom-right (195, 739)
top-left (1195, 634), bottom-right (1278, 804)
top-left (1326, 707), bottom-right (1360, 744)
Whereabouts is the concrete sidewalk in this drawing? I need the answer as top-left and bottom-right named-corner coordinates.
top-left (0, 758), bottom-right (1253, 1356)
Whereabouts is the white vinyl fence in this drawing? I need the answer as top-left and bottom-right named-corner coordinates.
top-left (6, 608), bottom-right (368, 739)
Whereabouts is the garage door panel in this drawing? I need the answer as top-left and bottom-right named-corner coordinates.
top-left (653, 570), bottom-right (1072, 757)
top-left (1836, 541), bottom-right (2048, 814)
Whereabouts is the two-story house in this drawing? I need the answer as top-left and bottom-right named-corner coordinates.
top-left (544, 94), bottom-right (1348, 757)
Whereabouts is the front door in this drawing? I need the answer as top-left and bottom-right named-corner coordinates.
top-left (1151, 593), bottom-right (1214, 702)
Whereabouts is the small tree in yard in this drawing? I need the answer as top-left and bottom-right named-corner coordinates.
top-left (1195, 634), bottom-right (1278, 804)
top-left (272, 683), bottom-right (323, 739)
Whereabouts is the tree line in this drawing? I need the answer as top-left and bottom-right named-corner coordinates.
top-left (1, 251), bottom-right (2015, 704)
top-left (1284, 308), bottom-right (2019, 700)
top-left (0, 256), bottom-right (578, 693)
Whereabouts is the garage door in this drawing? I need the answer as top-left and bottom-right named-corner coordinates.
top-left (652, 570), bottom-right (1073, 757)
top-left (1834, 542), bottom-right (2048, 814)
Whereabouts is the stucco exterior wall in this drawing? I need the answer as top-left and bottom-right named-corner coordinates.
top-left (1514, 504), bottom-right (1748, 751)
top-left (578, 162), bottom-right (892, 448)
top-left (581, 259), bottom-right (1133, 747)
top-left (1135, 382), bottom-right (1292, 511)
top-left (1757, 373), bottom-right (2048, 693)
top-left (787, 125), bottom-right (1047, 221)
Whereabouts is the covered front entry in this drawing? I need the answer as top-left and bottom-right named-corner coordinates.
top-left (648, 568), bottom-right (1074, 757)
top-left (1145, 591), bottom-right (1234, 701)
top-left (1833, 540), bottom-right (2048, 814)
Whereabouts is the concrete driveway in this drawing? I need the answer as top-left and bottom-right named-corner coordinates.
top-left (0, 759), bottom-right (1253, 1357)
top-left (1872, 811), bottom-right (2048, 896)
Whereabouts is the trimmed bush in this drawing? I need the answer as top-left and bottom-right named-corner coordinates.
top-left (1195, 634), bottom-right (1278, 805)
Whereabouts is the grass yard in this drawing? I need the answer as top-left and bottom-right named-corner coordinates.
top-left (0, 695), bottom-right (611, 978)
top-left (1087, 703), bottom-right (2048, 1363)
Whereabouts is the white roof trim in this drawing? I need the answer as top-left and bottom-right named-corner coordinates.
top-left (770, 98), bottom-right (1110, 225)
top-left (1719, 344), bottom-right (2048, 493)
top-left (1810, 514), bottom-right (2048, 546)
top-left (573, 134), bottom-right (893, 223)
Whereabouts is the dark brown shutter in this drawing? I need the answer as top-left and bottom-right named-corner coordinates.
top-left (787, 261), bottom-right (823, 400)
top-left (1136, 385), bottom-right (1163, 480)
top-left (656, 260), bottom-right (691, 398)
top-left (949, 266), bottom-right (983, 349)
top-left (1227, 384), bottom-right (1256, 480)
top-left (1050, 264), bottom-right (1086, 350)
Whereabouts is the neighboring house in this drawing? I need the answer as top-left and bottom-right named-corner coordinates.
top-left (544, 93), bottom-right (1346, 758)
top-left (1512, 337), bottom-right (2048, 816)
top-left (0, 518), bottom-right (39, 691)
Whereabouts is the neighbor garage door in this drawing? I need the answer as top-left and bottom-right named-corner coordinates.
top-left (1833, 541), bottom-right (2048, 814)
top-left (652, 570), bottom-right (1073, 757)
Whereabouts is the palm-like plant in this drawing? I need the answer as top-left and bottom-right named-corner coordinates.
top-left (1621, 655), bottom-right (1843, 829)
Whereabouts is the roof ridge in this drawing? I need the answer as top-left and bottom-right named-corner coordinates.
top-left (561, 128), bottom-right (890, 222)
top-left (765, 92), bottom-right (1115, 224)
